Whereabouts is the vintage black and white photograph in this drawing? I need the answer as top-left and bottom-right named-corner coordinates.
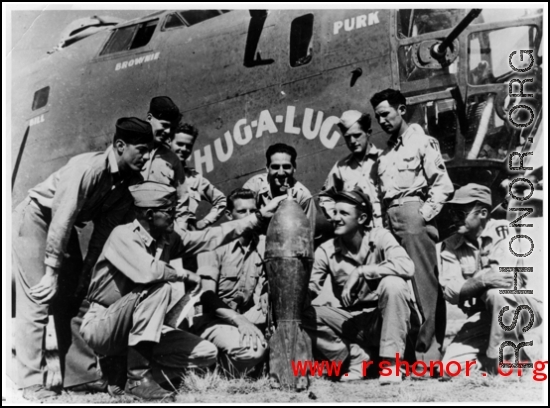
top-left (4, 3), bottom-right (547, 404)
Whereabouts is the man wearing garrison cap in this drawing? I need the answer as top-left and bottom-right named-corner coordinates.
top-left (319, 110), bottom-right (383, 228)
top-left (12, 117), bottom-right (153, 400)
top-left (303, 187), bottom-right (415, 384)
top-left (439, 183), bottom-right (543, 376)
top-left (141, 96), bottom-right (189, 229)
top-left (79, 181), bottom-right (286, 401)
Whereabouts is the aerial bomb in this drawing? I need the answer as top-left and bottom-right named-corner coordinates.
top-left (265, 198), bottom-right (314, 391)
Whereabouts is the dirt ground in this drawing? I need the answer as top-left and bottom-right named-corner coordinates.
top-left (5, 368), bottom-right (545, 404)
top-left (6, 301), bottom-right (546, 404)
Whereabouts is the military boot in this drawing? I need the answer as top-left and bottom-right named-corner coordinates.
top-left (125, 344), bottom-right (175, 401)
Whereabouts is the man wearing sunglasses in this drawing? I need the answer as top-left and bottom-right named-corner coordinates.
top-left (243, 143), bottom-right (316, 228)
top-left (78, 181), bottom-right (285, 400)
top-left (439, 183), bottom-right (542, 375)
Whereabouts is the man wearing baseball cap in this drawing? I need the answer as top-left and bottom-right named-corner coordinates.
top-left (319, 110), bottom-right (383, 228)
top-left (13, 117), bottom-right (153, 400)
top-left (79, 181), bottom-right (286, 400)
top-left (439, 183), bottom-right (542, 375)
top-left (302, 187), bottom-right (415, 384)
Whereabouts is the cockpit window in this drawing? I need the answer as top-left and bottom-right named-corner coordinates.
top-left (100, 19), bottom-right (158, 55)
top-left (163, 13), bottom-right (186, 30)
top-left (397, 9), bottom-right (462, 38)
top-left (178, 10), bottom-right (230, 26)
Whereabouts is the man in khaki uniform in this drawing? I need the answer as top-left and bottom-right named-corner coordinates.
top-left (141, 96), bottom-right (188, 221)
top-left (440, 184), bottom-right (542, 375)
top-left (170, 122), bottom-right (227, 231)
top-left (243, 143), bottom-right (316, 230)
top-left (319, 110), bottom-right (383, 228)
top-left (80, 181), bottom-right (285, 400)
top-left (13, 118), bottom-right (152, 400)
top-left (194, 188), bottom-right (268, 376)
top-left (302, 188), bottom-right (415, 384)
top-left (370, 88), bottom-right (454, 364)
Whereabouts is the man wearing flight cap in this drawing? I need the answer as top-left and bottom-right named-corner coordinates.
top-left (79, 181), bottom-right (285, 401)
top-left (302, 187), bottom-right (415, 384)
top-left (319, 110), bottom-right (383, 228)
top-left (439, 183), bottom-right (543, 375)
top-left (141, 96), bottom-right (187, 224)
top-left (12, 117), bottom-right (153, 400)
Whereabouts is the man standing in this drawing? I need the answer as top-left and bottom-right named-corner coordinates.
top-left (370, 88), bottom-right (453, 363)
top-left (440, 184), bottom-right (542, 374)
top-left (193, 188), bottom-right (268, 376)
top-left (170, 122), bottom-right (227, 231)
top-left (12, 118), bottom-right (152, 400)
top-left (319, 110), bottom-right (383, 228)
top-left (141, 96), bottom-right (187, 220)
top-left (302, 188), bottom-right (414, 384)
top-left (243, 143), bottom-right (316, 228)
top-left (80, 181), bottom-right (285, 400)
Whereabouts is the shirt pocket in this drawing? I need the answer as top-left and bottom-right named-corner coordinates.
top-left (187, 189), bottom-right (201, 214)
top-left (396, 158), bottom-right (420, 189)
top-left (218, 266), bottom-right (241, 295)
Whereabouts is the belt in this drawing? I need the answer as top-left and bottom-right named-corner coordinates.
top-left (386, 196), bottom-right (423, 208)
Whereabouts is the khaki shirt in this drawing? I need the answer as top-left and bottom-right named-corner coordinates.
top-left (309, 228), bottom-right (414, 309)
top-left (243, 173), bottom-right (316, 228)
top-left (319, 144), bottom-right (383, 228)
top-left (28, 146), bottom-right (141, 269)
top-left (197, 235), bottom-right (265, 313)
top-left (87, 215), bottom-right (261, 307)
top-left (439, 219), bottom-right (537, 305)
top-left (377, 124), bottom-right (453, 221)
top-left (141, 143), bottom-right (187, 220)
top-left (177, 166), bottom-right (227, 230)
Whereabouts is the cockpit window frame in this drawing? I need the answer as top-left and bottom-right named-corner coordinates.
top-left (161, 12), bottom-right (188, 31)
top-left (99, 18), bottom-right (159, 57)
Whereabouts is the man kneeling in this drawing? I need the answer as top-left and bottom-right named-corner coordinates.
top-left (302, 188), bottom-right (415, 384)
top-left (193, 188), bottom-right (268, 376)
top-left (80, 182), bottom-right (283, 400)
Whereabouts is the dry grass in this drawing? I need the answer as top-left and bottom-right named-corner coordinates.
top-left (7, 314), bottom-right (545, 404)
top-left (7, 361), bottom-right (544, 404)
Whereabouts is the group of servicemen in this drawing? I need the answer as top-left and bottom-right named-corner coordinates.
top-left (12, 89), bottom-right (543, 401)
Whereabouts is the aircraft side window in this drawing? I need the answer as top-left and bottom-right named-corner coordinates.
top-left (163, 13), bottom-right (187, 30)
top-left (290, 14), bottom-right (314, 67)
top-left (100, 19), bottom-right (158, 55)
top-left (32, 86), bottom-right (50, 111)
top-left (178, 10), bottom-right (230, 26)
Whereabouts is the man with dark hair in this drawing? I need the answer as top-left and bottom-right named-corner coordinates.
top-left (12, 117), bottom-right (152, 400)
top-left (170, 121), bottom-right (227, 231)
top-left (439, 184), bottom-right (542, 375)
top-left (370, 88), bottom-right (453, 364)
top-left (319, 110), bottom-right (383, 228)
top-left (193, 188), bottom-right (268, 376)
top-left (79, 182), bottom-right (285, 400)
top-left (141, 96), bottom-right (187, 218)
top-left (302, 187), bottom-right (414, 384)
top-left (243, 143), bottom-right (316, 228)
